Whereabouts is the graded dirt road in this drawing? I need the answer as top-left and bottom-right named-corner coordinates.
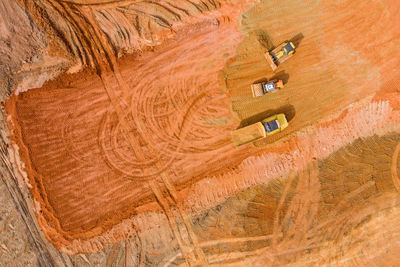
top-left (2, 0), bottom-right (400, 265)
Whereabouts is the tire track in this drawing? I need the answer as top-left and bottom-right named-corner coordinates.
top-left (149, 180), bottom-right (197, 267)
top-left (391, 143), bottom-right (400, 192)
top-left (9, 0), bottom-right (250, 253)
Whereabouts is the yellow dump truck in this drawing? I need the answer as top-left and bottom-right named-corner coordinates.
top-left (231, 114), bottom-right (288, 146)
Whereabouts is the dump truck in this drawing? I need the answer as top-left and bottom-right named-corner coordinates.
top-left (251, 79), bottom-right (284, 97)
top-left (265, 42), bottom-right (296, 71)
top-left (231, 113), bottom-right (288, 146)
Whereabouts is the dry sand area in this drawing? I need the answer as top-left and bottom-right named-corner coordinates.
top-left (1, 0), bottom-right (400, 266)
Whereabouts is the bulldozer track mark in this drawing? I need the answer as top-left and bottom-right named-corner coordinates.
top-left (271, 170), bottom-right (296, 249)
top-left (96, 78), bottom-right (229, 180)
top-left (55, 1), bottom-right (139, 166)
top-left (149, 180), bottom-right (197, 267)
top-left (61, 1), bottom-right (110, 68)
top-left (19, 0), bottom-right (223, 72)
top-left (41, 0), bottom-right (96, 67)
top-left (166, 2), bottom-right (191, 17)
top-left (164, 234), bottom-right (279, 266)
top-left (117, 6), bottom-right (172, 29)
top-left (332, 180), bottom-right (376, 214)
top-left (159, 172), bottom-right (209, 266)
top-left (205, 243), bottom-right (323, 266)
top-left (281, 162), bottom-right (320, 244)
top-left (183, 0), bottom-right (204, 13)
top-left (6, 0), bottom-right (273, 255)
top-left (5, 0), bottom-right (400, 263)
top-left (99, 122), bottom-right (147, 178)
top-left (145, 2), bottom-right (183, 21)
top-left (82, 5), bottom-right (133, 103)
top-left (105, 243), bottom-right (119, 267)
top-left (99, 74), bottom-right (147, 163)
top-left (309, 180), bottom-right (377, 238)
top-left (124, 239), bottom-right (133, 267)
top-left (110, 120), bottom-right (159, 166)
top-left (95, 67), bottom-right (235, 180)
top-left (61, 113), bottom-right (93, 164)
top-left (391, 143), bottom-right (400, 192)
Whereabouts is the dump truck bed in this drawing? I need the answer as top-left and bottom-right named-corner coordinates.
top-left (265, 52), bottom-right (278, 71)
top-left (231, 122), bottom-right (266, 146)
top-left (251, 83), bottom-right (264, 97)
top-left (271, 42), bottom-right (287, 55)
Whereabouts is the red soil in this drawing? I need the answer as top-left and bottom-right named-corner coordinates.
top-left (6, 9), bottom-right (255, 249)
top-left (5, 0), bottom-right (400, 255)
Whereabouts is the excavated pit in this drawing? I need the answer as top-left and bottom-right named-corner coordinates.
top-left (2, 0), bottom-right (400, 265)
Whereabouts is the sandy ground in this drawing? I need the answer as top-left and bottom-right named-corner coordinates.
top-left (0, 178), bottom-right (37, 266)
top-left (223, 0), bottom-right (400, 145)
top-left (184, 134), bottom-right (400, 267)
top-left (0, 0), bottom-right (399, 266)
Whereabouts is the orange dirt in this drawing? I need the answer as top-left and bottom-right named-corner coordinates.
top-left (4, 0), bottom-right (400, 261)
top-left (223, 0), bottom-right (400, 146)
top-left (5, 1), bottom-right (256, 251)
top-left (183, 135), bottom-right (400, 266)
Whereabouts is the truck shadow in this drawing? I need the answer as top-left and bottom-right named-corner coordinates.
top-left (238, 104), bottom-right (296, 128)
top-left (253, 70), bottom-right (290, 85)
top-left (253, 29), bottom-right (275, 50)
top-left (290, 32), bottom-right (304, 48)
top-left (254, 29), bottom-right (304, 50)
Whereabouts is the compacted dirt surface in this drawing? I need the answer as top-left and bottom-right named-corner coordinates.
top-left (1, 0), bottom-right (400, 266)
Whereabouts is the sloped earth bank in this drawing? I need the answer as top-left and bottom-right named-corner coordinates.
top-left (3, 0), bottom-right (400, 265)
top-left (184, 134), bottom-right (400, 267)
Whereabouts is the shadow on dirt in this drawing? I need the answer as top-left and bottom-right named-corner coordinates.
top-left (271, 70), bottom-right (290, 84)
top-left (290, 33), bottom-right (304, 48)
top-left (252, 70), bottom-right (290, 85)
top-left (239, 104), bottom-right (296, 128)
top-left (254, 30), bottom-right (304, 50)
top-left (253, 29), bottom-right (274, 50)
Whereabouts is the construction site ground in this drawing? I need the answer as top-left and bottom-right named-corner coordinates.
top-left (1, 0), bottom-right (400, 266)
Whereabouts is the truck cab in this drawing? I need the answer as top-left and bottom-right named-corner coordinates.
top-left (262, 113), bottom-right (288, 136)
